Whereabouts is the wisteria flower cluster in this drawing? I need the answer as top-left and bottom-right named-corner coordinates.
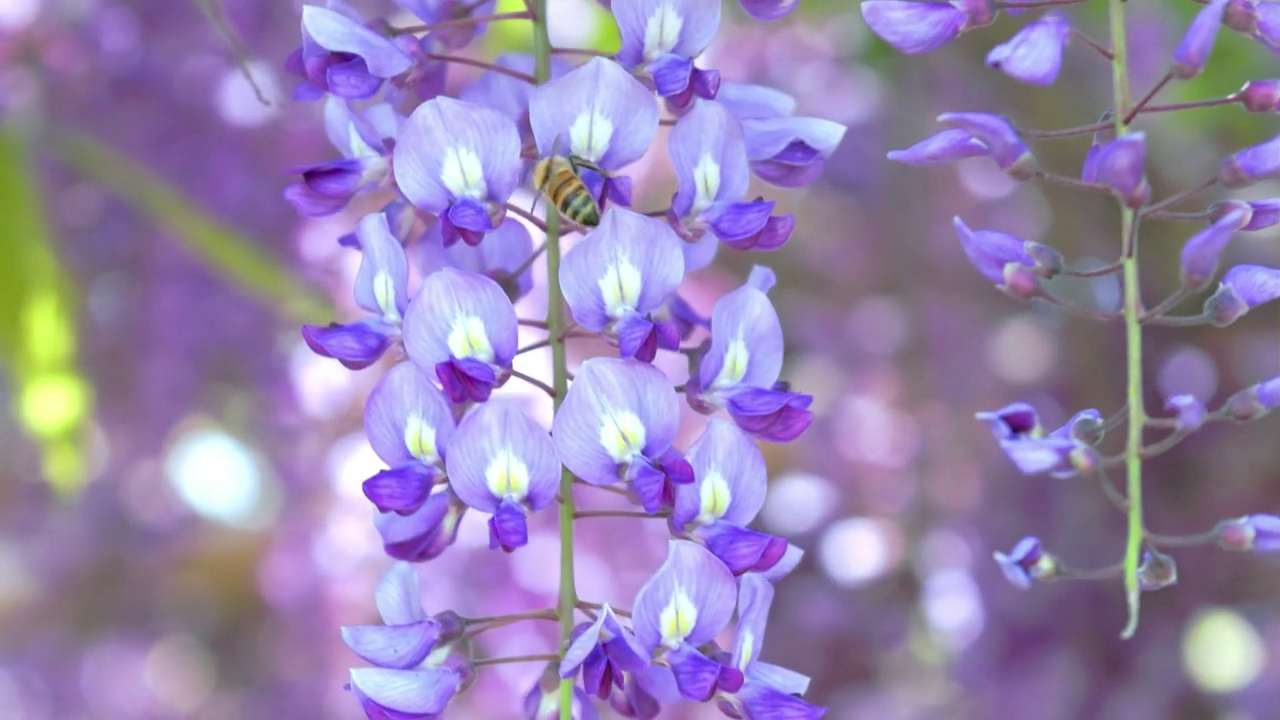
top-left (288, 0), bottom-right (845, 716)
top-left (865, 0), bottom-right (1280, 636)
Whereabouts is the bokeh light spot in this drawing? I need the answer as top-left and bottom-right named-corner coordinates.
top-left (143, 635), bottom-right (217, 715)
top-left (922, 569), bottom-right (984, 650)
top-left (762, 471), bottom-right (837, 536)
top-left (1157, 345), bottom-right (1218, 402)
top-left (986, 314), bottom-right (1057, 385)
top-left (164, 427), bottom-right (274, 530)
top-left (215, 61), bottom-right (282, 128)
top-left (818, 516), bottom-right (899, 587)
top-left (1182, 608), bottom-right (1266, 694)
top-left (0, 0), bottom-right (39, 30)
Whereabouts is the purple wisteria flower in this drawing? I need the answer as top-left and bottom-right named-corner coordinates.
top-left (668, 102), bottom-right (794, 251)
top-left (393, 97), bottom-right (523, 246)
top-left (716, 82), bottom-right (847, 188)
top-left (1224, 375), bottom-right (1280, 421)
top-left (1219, 133), bottom-right (1280, 187)
top-left (613, 0), bottom-right (721, 107)
top-left (861, 0), bottom-right (989, 55)
top-left (287, 1), bottom-right (413, 101)
top-left (363, 362), bottom-right (456, 515)
top-left (952, 217), bottom-right (1061, 299)
top-left (402, 267), bottom-right (519, 404)
top-left (1211, 198), bottom-right (1280, 231)
top-left (1216, 514), bottom-right (1280, 552)
top-left (886, 128), bottom-right (990, 166)
top-left (459, 55), bottom-right (572, 144)
top-left (688, 267), bottom-right (813, 443)
top-left (937, 112), bottom-right (1037, 179)
top-left (559, 604), bottom-right (649, 701)
top-left (344, 563), bottom-right (468, 717)
top-left (286, 98), bottom-right (401, 217)
top-left (986, 12), bottom-right (1070, 86)
top-left (552, 357), bottom-right (691, 513)
top-left (561, 209), bottom-right (685, 362)
top-left (632, 541), bottom-right (742, 702)
top-left (530, 57), bottom-right (659, 207)
top-left (374, 488), bottom-right (468, 562)
top-left (1085, 133), bottom-right (1149, 208)
top-left (1165, 394), bottom-right (1207, 432)
top-left (445, 400), bottom-right (560, 552)
top-left (976, 403), bottom-right (1101, 478)
top-left (302, 211), bottom-right (409, 369)
top-left (418, 218), bottom-right (536, 302)
top-left (672, 419), bottom-right (788, 575)
top-left (717, 574), bottom-right (824, 719)
top-left (1179, 204), bottom-right (1251, 288)
top-left (992, 536), bottom-right (1059, 589)
top-left (1174, 0), bottom-right (1230, 78)
top-left (1205, 264), bottom-right (1280, 325)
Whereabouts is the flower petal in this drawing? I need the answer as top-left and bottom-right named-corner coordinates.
top-left (394, 96), bottom-right (522, 213)
top-left (529, 57), bottom-right (659, 170)
top-left (631, 540), bottom-right (736, 651)
top-left (402, 267), bottom-right (519, 369)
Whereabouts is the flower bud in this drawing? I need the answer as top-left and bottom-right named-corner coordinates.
top-left (1215, 514), bottom-right (1280, 552)
top-left (993, 537), bottom-right (1059, 589)
top-left (1224, 0), bottom-right (1259, 34)
top-left (1137, 549), bottom-right (1178, 591)
top-left (938, 112), bottom-right (1037, 180)
top-left (1210, 198), bottom-right (1280, 230)
top-left (1238, 79), bottom-right (1280, 112)
top-left (1173, 0), bottom-right (1229, 79)
top-left (1224, 376), bottom-right (1280, 422)
top-left (886, 128), bottom-right (989, 166)
top-left (1094, 134), bottom-right (1150, 208)
top-left (1179, 206), bottom-right (1251, 289)
top-left (1165, 394), bottom-right (1207, 431)
top-left (1026, 242), bottom-right (1065, 278)
top-left (1204, 264), bottom-right (1280, 325)
top-left (1220, 134), bottom-right (1280, 188)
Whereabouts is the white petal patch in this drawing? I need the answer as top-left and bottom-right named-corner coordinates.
top-left (696, 469), bottom-right (731, 526)
top-left (447, 315), bottom-right (496, 362)
top-left (598, 407), bottom-right (647, 463)
top-left (439, 145), bottom-right (488, 201)
top-left (692, 152), bottom-right (721, 214)
top-left (712, 334), bottom-right (749, 390)
top-left (643, 2), bottom-right (684, 62)
top-left (659, 585), bottom-right (697, 649)
top-left (599, 255), bottom-right (643, 320)
top-left (569, 107), bottom-right (614, 163)
top-left (485, 446), bottom-right (530, 500)
top-left (373, 270), bottom-right (400, 322)
top-left (404, 414), bottom-right (439, 465)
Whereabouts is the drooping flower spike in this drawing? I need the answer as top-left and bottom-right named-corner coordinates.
top-left (287, 2), bottom-right (413, 101)
top-left (613, 0), bottom-right (721, 108)
top-left (668, 102), bottom-right (794, 251)
top-left (445, 400), bottom-right (561, 552)
top-left (402, 267), bottom-right (519, 404)
top-left (860, 0), bottom-right (993, 55)
top-left (286, 98), bottom-right (401, 217)
top-left (689, 267), bottom-right (813, 443)
top-left (418, 218), bottom-right (537, 302)
top-left (302, 211), bottom-right (410, 369)
top-left (672, 420), bottom-right (788, 575)
top-left (986, 12), bottom-right (1070, 86)
top-left (716, 82), bottom-right (847, 189)
top-left (552, 357), bottom-right (690, 513)
top-left (529, 57), bottom-right (660, 207)
top-left (559, 604), bottom-right (650, 701)
top-left (631, 541), bottom-right (743, 702)
top-left (717, 574), bottom-right (825, 719)
top-left (560, 208), bottom-right (686, 362)
top-left (362, 362), bottom-right (456, 515)
top-left (394, 96), bottom-right (524, 246)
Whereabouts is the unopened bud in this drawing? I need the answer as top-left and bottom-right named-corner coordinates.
top-left (1137, 549), bottom-right (1178, 591)
top-left (1238, 79), bottom-right (1280, 112)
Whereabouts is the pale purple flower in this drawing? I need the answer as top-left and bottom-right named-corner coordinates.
top-left (401, 267), bottom-right (519, 404)
top-left (1174, 0), bottom-right (1230, 78)
top-left (1211, 198), bottom-right (1280, 231)
top-left (374, 489), bottom-right (468, 562)
top-left (302, 211), bottom-right (409, 369)
top-left (362, 362), bottom-right (456, 514)
top-left (690, 267), bottom-right (813, 443)
top-left (937, 112), bottom-right (1036, 179)
top-left (1165, 394), bottom-right (1207, 432)
top-left (614, 0), bottom-right (721, 106)
top-left (286, 98), bottom-right (401, 217)
top-left (1216, 514), bottom-right (1280, 552)
top-left (393, 97), bottom-right (523, 246)
top-left (559, 605), bottom-right (649, 700)
top-left (445, 400), bottom-right (561, 552)
top-left (1092, 134), bottom-right (1150, 208)
top-left (1220, 134), bottom-right (1280, 187)
top-left (668, 101), bottom-right (794, 251)
top-left (288, 2), bottom-right (413, 101)
top-left (716, 82), bottom-right (847, 188)
top-left (560, 209), bottom-right (685, 362)
top-left (350, 666), bottom-right (463, 719)
top-left (1180, 204), bottom-right (1251, 288)
top-left (1225, 375), bottom-right (1280, 421)
top-left (1205, 264), bottom-right (1280, 325)
top-left (952, 217), bottom-right (1060, 298)
top-left (632, 541), bottom-right (742, 702)
top-left (976, 405), bottom-right (1101, 478)
top-left (974, 401), bottom-right (1043, 440)
top-left (993, 536), bottom-right (1057, 589)
top-left (986, 12), bottom-right (1070, 86)
top-left (886, 128), bottom-right (989, 166)
top-left (861, 1), bottom-right (969, 55)
top-left (418, 218), bottom-right (536, 302)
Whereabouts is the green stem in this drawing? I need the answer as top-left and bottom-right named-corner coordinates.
top-left (1107, 0), bottom-right (1145, 640)
top-left (530, 5), bottom-right (577, 717)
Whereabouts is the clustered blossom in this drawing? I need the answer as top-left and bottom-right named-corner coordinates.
top-left (288, 0), bottom-right (843, 716)
top-left (864, 0), bottom-right (1280, 623)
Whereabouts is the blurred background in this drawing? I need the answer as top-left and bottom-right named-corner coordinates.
top-left (1, 0), bottom-right (1278, 718)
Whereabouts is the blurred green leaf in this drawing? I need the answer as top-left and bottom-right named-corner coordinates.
top-left (0, 127), bottom-right (94, 497)
top-left (54, 131), bottom-right (331, 325)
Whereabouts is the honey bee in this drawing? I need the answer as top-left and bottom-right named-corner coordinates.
top-left (533, 141), bottom-right (602, 228)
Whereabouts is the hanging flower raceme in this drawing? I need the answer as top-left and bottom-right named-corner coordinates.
top-left (344, 563), bottom-right (470, 718)
top-left (362, 362), bottom-right (456, 516)
top-left (445, 400), bottom-right (560, 552)
top-left (402, 267), bottom-right (519, 404)
top-left (716, 82), bottom-right (847, 188)
top-left (672, 420), bottom-right (787, 575)
top-left (529, 57), bottom-right (659, 209)
top-left (286, 98), bottom-right (402, 217)
top-left (688, 267), bottom-right (813, 443)
top-left (303, 211), bottom-right (409, 369)
top-left (394, 96), bottom-right (523, 246)
top-left (559, 604), bottom-right (650, 701)
top-left (986, 11), bottom-right (1070, 86)
top-left (975, 403), bottom-right (1102, 478)
top-left (418, 218), bottom-right (536, 302)
top-left (716, 575), bottom-right (824, 719)
top-left (560, 208), bottom-right (686, 362)
top-left (288, 1), bottom-right (414, 100)
top-left (552, 357), bottom-right (691, 513)
top-left (613, 0), bottom-right (721, 108)
top-left (668, 102), bottom-right (794, 251)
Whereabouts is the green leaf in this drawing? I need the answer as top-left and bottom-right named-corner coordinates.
top-left (53, 130), bottom-right (331, 325)
top-left (0, 127), bottom-right (94, 497)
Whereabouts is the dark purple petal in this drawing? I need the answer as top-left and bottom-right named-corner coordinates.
top-left (734, 682), bottom-right (827, 719)
top-left (1094, 134), bottom-right (1150, 208)
top-left (1173, 0), bottom-right (1229, 79)
top-left (726, 387), bottom-right (813, 442)
top-left (648, 54), bottom-right (694, 98)
top-left (698, 521), bottom-right (788, 575)
top-left (375, 491), bottom-right (465, 562)
top-left (435, 358), bottom-right (497, 404)
top-left (363, 464), bottom-right (437, 515)
top-left (666, 644), bottom-right (726, 701)
top-left (341, 620), bottom-right (441, 669)
top-left (861, 1), bottom-right (967, 55)
top-left (693, 67), bottom-right (720, 99)
top-left (616, 312), bottom-right (660, 362)
top-left (629, 460), bottom-right (671, 514)
top-left (301, 318), bottom-right (396, 369)
top-left (488, 498), bottom-right (529, 552)
top-left (952, 216), bottom-right (1034, 286)
top-left (326, 57), bottom-right (384, 99)
top-left (886, 128), bottom-right (989, 166)
top-left (284, 181), bottom-right (355, 217)
top-left (975, 402), bottom-right (1042, 440)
